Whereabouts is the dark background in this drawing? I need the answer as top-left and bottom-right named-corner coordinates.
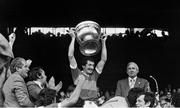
top-left (0, 0), bottom-right (180, 92)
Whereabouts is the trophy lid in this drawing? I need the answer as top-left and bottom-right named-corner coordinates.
top-left (75, 20), bottom-right (101, 33)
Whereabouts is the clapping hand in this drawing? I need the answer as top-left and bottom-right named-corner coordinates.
top-left (55, 81), bottom-right (63, 92)
top-left (48, 76), bottom-right (55, 89)
top-left (48, 76), bottom-right (63, 92)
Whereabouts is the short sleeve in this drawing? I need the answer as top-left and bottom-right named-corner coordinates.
top-left (71, 67), bottom-right (81, 85)
top-left (93, 69), bottom-right (99, 81)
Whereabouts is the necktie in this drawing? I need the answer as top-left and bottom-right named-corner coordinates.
top-left (129, 79), bottom-right (135, 89)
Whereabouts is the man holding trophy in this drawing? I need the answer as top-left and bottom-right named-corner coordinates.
top-left (68, 21), bottom-right (108, 106)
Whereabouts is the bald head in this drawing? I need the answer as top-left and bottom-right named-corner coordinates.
top-left (127, 62), bottom-right (139, 71)
top-left (127, 62), bottom-right (139, 78)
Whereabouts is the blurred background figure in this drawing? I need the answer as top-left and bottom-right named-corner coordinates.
top-left (0, 33), bottom-right (14, 107)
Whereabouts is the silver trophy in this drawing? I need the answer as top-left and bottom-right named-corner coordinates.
top-left (75, 21), bottom-right (101, 56)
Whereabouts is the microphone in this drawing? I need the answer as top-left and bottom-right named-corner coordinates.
top-left (149, 75), bottom-right (159, 95)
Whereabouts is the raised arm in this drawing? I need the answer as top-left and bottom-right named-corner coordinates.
top-left (95, 34), bottom-right (108, 74)
top-left (60, 75), bottom-right (85, 107)
top-left (68, 29), bottom-right (77, 69)
top-left (8, 33), bottom-right (16, 50)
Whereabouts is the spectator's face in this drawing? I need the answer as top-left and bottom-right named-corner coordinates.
top-left (160, 100), bottom-right (172, 108)
top-left (84, 60), bottom-right (94, 75)
top-left (136, 94), bottom-right (150, 108)
top-left (166, 92), bottom-right (171, 99)
top-left (127, 63), bottom-right (139, 78)
top-left (19, 60), bottom-right (29, 78)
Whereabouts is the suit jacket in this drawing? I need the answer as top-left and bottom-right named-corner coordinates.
top-left (115, 77), bottom-right (151, 98)
top-left (26, 81), bottom-right (43, 104)
top-left (2, 72), bottom-right (34, 108)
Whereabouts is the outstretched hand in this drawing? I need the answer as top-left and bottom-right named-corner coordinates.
top-left (100, 33), bottom-right (108, 41)
top-left (26, 59), bottom-right (32, 67)
top-left (68, 28), bottom-right (76, 38)
top-left (9, 33), bottom-right (16, 43)
top-left (8, 33), bottom-right (16, 48)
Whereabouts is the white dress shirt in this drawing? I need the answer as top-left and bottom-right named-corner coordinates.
top-left (34, 81), bottom-right (44, 89)
top-left (128, 76), bottom-right (137, 89)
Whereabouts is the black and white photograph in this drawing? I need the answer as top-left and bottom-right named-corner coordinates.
top-left (0, 0), bottom-right (180, 107)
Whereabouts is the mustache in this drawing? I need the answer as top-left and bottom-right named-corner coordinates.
top-left (87, 68), bottom-right (93, 70)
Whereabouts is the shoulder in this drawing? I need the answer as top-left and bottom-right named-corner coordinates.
top-left (71, 66), bottom-right (80, 72)
top-left (117, 78), bottom-right (127, 83)
top-left (8, 74), bottom-right (26, 88)
top-left (26, 81), bottom-right (37, 87)
top-left (138, 77), bottom-right (149, 82)
top-left (11, 73), bottom-right (24, 81)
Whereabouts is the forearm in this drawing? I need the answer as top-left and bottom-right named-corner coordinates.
top-left (68, 37), bottom-right (77, 68)
top-left (68, 37), bottom-right (76, 57)
top-left (61, 76), bottom-right (84, 107)
top-left (95, 40), bottom-right (107, 74)
top-left (9, 41), bottom-right (13, 49)
top-left (67, 79), bottom-right (84, 103)
top-left (101, 40), bottom-right (107, 62)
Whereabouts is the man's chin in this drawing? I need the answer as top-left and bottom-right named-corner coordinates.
top-left (23, 75), bottom-right (28, 78)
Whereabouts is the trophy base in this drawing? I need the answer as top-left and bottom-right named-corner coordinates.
top-left (79, 40), bottom-right (101, 56)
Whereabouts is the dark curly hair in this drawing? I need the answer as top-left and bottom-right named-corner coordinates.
top-left (28, 67), bottom-right (44, 81)
top-left (35, 88), bottom-right (57, 107)
top-left (127, 87), bottom-right (144, 107)
top-left (81, 56), bottom-right (95, 66)
top-left (138, 92), bottom-right (156, 107)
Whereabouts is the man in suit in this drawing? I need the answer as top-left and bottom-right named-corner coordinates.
top-left (26, 67), bottom-right (48, 104)
top-left (115, 62), bottom-right (151, 98)
top-left (26, 67), bottom-right (62, 104)
top-left (2, 57), bottom-right (34, 107)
